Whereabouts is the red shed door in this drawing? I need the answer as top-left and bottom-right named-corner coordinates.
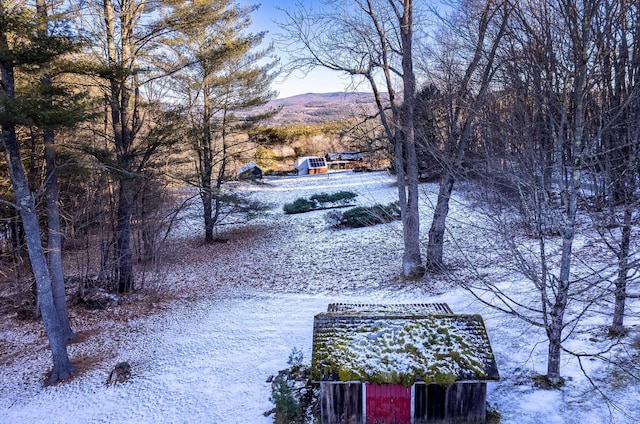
top-left (365, 384), bottom-right (411, 424)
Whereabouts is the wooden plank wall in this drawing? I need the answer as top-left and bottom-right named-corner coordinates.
top-left (414, 382), bottom-right (487, 424)
top-left (320, 382), bottom-right (362, 424)
top-left (414, 384), bottom-right (446, 423)
top-left (320, 381), bottom-right (487, 424)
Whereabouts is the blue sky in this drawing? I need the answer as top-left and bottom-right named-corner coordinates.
top-left (242, 0), bottom-right (360, 98)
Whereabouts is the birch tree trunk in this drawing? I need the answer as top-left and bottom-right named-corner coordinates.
top-left (546, 0), bottom-right (592, 383)
top-left (610, 207), bottom-right (632, 334)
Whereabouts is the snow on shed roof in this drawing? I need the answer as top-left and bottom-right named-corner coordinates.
top-left (312, 305), bottom-right (499, 386)
top-left (327, 302), bottom-right (453, 315)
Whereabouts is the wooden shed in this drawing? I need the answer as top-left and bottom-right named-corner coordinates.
top-left (312, 303), bottom-right (499, 424)
top-left (294, 156), bottom-right (328, 175)
top-left (238, 161), bottom-right (263, 179)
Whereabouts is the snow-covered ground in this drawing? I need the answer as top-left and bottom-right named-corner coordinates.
top-left (1, 171), bottom-right (638, 423)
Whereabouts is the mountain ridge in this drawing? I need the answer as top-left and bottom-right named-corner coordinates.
top-left (254, 91), bottom-right (385, 125)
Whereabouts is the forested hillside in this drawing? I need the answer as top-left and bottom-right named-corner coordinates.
top-left (251, 92), bottom-right (385, 124)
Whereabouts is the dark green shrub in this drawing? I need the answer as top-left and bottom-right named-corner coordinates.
top-left (271, 378), bottom-right (302, 424)
top-left (265, 348), bottom-right (319, 424)
top-left (486, 404), bottom-right (502, 424)
top-left (284, 191), bottom-right (358, 214)
top-left (283, 198), bottom-right (316, 214)
top-left (333, 201), bottom-right (401, 228)
top-left (309, 191), bottom-right (357, 205)
top-left (340, 206), bottom-right (373, 227)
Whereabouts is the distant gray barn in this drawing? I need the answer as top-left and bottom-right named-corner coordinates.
top-left (325, 151), bottom-right (364, 162)
top-left (312, 303), bottom-right (499, 424)
top-left (325, 151), bottom-right (364, 170)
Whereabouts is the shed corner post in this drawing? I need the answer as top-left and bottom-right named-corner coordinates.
top-left (410, 384), bottom-right (416, 424)
top-left (362, 383), bottom-right (366, 424)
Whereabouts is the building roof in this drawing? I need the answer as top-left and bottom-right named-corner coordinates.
top-left (312, 303), bottom-right (499, 386)
top-left (294, 156), bottom-right (327, 169)
top-left (238, 161), bottom-right (260, 174)
top-left (327, 303), bottom-right (453, 315)
top-left (326, 152), bottom-right (364, 161)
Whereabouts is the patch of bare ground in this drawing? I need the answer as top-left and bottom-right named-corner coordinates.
top-left (159, 223), bottom-right (273, 268)
top-left (0, 295), bottom-right (164, 384)
top-left (62, 352), bottom-right (105, 381)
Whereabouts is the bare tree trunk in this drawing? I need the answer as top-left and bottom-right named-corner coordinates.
top-left (212, 106), bottom-right (230, 231)
top-left (1, 2), bottom-right (74, 385)
top-left (423, 0), bottom-right (511, 270)
top-left (116, 178), bottom-right (135, 292)
top-left (546, 102), bottom-right (580, 383)
top-left (281, 0), bottom-right (426, 279)
top-left (610, 206), bottom-right (632, 335)
top-left (398, 0), bottom-right (424, 279)
top-left (43, 129), bottom-right (75, 338)
top-left (2, 125), bottom-right (75, 384)
top-left (37, 0), bottom-right (74, 341)
top-left (546, 0), bottom-right (592, 383)
top-left (593, 0), bottom-right (638, 335)
top-left (202, 187), bottom-right (214, 242)
top-left (426, 173), bottom-right (454, 269)
top-left (200, 94), bottom-right (215, 243)
top-left (546, 320), bottom-right (562, 382)
top-left (1, 96), bottom-right (74, 386)
top-left (367, 0), bottom-right (424, 279)
top-left (104, 0), bottom-right (138, 292)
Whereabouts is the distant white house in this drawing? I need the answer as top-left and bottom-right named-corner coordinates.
top-left (294, 156), bottom-right (328, 175)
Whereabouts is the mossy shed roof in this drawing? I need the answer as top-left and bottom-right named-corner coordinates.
top-left (312, 303), bottom-right (499, 386)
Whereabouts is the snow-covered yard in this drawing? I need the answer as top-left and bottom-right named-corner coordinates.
top-left (1, 171), bottom-right (638, 423)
